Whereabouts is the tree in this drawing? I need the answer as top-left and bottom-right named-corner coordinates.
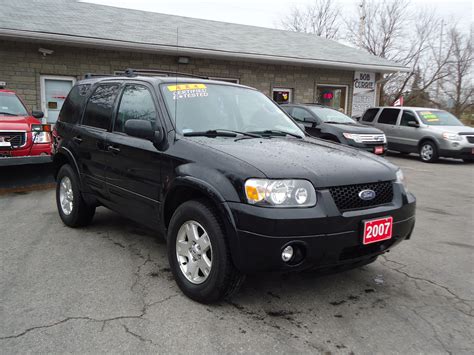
top-left (440, 27), bottom-right (473, 117)
top-left (280, 0), bottom-right (340, 39)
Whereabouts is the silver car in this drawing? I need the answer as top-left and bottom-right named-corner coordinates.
top-left (360, 107), bottom-right (474, 163)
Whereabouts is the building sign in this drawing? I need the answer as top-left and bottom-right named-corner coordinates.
top-left (352, 72), bottom-right (376, 117)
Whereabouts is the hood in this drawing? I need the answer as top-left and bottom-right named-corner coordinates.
top-left (0, 115), bottom-right (39, 131)
top-left (189, 136), bottom-right (397, 187)
top-left (426, 125), bottom-right (474, 134)
top-left (325, 122), bottom-right (384, 134)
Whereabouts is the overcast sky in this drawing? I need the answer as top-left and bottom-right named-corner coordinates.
top-left (83, 0), bottom-right (472, 33)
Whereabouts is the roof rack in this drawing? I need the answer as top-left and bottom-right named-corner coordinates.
top-left (83, 73), bottom-right (116, 79)
top-left (123, 68), bottom-right (209, 79)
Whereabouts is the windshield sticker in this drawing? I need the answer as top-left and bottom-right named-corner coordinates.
top-left (420, 111), bottom-right (439, 120)
top-left (167, 84), bottom-right (208, 100)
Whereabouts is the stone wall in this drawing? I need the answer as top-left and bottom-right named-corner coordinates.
top-left (0, 39), bottom-right (355, 114)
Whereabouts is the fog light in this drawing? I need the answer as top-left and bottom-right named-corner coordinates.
top-left (281, 245), bottom-right (294, 262)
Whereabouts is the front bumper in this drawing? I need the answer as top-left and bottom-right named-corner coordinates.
top-left (227, 183), bottom-right (416, 273)
top-left (343, 140), bottom-right (387, 155)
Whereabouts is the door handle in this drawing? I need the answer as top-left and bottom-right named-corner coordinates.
top-left (107, 145), bottom-right (121, 154)
top-left (73, 136), bottom-right (83, 144)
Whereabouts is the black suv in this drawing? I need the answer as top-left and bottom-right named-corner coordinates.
top-left (53, 71), bottom-right (416, 303)
top-left (282, 104), bottom-right (387, 155)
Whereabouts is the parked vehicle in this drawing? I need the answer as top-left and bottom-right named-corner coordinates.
top-left (0, 84), bottom-right (52, 166)
top-left (281, 104), bottom-right (387, 155)
top-left (53, 70), bottom-right (416, 303)
top-left (360, 107), bottom-right (474, 163)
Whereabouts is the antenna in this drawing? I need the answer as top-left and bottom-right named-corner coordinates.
top-left (174, 26), bottom-right (179, 141)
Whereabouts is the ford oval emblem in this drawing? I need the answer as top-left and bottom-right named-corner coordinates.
top-left (359, 189), bottom-right (376, 201)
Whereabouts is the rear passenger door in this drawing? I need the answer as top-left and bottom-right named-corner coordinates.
top-left (105, 83), bottom-right (163, 227)
top-left (374, 108), bottom-right (401, 148)
top-left (77, 82), bottom-right (120, 200)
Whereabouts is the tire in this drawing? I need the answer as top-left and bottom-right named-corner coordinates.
top-left (419, 141), bottom-right (438, 163)
top-left (56, 164), bottom-right (95, 227)
top-left (167, 200), bottom-right (245, 303)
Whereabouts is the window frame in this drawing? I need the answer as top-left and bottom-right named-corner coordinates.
top-left (377, 108), bottom-right (401, 125)
top-left (112, 83), bottom-right (159, 135)
top-left (398, 109), bottom-right (419, 127)
top-left (80, 81), bottom-right (122, 131)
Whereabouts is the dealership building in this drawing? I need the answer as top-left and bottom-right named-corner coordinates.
top-left (0, 0), bottom-right (408, 124)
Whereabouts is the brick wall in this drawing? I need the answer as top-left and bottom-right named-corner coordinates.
top-left (0, 39), bottom-right (355, 114)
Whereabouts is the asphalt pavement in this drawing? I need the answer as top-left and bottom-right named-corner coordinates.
top-left (0, 154), bottom-right (473, 354)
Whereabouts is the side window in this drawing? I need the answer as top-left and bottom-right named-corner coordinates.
top-left (400, 110), bottom-right (417, 126)
top-left (82, 84), bottom-right (120, 129)
top-left (291, 107), bottom-right (310, 122)
top-left (115, 85), bottom-right (157, 133)
top-left (378, 108), bottom-right (399, 125)
top-left (58, 84), bottom-right (90, 124)
top-left (362, 108), bottom-right (379, 122)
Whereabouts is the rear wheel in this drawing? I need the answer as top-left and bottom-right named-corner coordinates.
top-left (56, 164), bottom-right (95, 227)
top-left (419, 141), bottom-right (438, 163)
top-left (167, 200), bottom-right (244, 303)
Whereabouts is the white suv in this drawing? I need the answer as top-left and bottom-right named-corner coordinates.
top-left (360, 107), bottom-right (474, 163)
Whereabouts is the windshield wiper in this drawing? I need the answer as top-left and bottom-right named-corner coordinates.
top-left (0, 112), bottom-right (18, 116)
top-left (183, 129), bottom-right (261, 138)
top-left (252, 130), bottom-right (303, 139)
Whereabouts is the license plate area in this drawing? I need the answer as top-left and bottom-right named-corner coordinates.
top-left (362, 216), bottom-right (393, 245)
top-left (374, 146), bottom-right (384, 155)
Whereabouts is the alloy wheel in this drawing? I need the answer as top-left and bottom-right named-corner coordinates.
top-left (59, 176), bottom-right (74, 215)
top-left (176, 220), bottom-right (213, 284)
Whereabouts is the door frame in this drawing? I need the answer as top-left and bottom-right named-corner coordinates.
top-left (315, 84), bottom-right (349, 114)
top-left (40, 75), bottom-right (76, 123)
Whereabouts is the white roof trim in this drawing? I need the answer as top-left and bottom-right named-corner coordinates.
top-left (0, 28), bottom-right (410, 73)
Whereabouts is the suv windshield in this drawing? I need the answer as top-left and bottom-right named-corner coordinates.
top-left (308, 106), bottom-right (354, 124)
top-left (0, 92), bottom-right (28, 116)
top-left (161, 83), bottom-right (303, 136)
top-left (416, 110), bottom-right (463, 126)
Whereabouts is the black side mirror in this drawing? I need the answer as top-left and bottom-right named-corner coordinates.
top-left (407, 121), bottom-right (419, 128)
top-left (124, 119), bottom-right (155, 140)
top-left (32, 110), bottom-right (44, 119)
top-left (303, 116), bottom-right (315, 123)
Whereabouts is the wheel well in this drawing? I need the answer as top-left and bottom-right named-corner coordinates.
top-left (163, 186), bottom-right (214, 228)
top-left (418, 138), bottom-right (438, 150)
top-left (53, 153), bottom-right (69, 180)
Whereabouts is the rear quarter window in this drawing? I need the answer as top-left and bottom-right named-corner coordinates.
top-left (362, 108), bottom-right (379, 122)
top-left (58, 84), bottom-right (90, 124)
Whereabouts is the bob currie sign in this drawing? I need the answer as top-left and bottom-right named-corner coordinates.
top-left (352, 72), bottom-right (376, 117)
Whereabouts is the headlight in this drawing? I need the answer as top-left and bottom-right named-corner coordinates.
top-left (442, 132), bottom-right (462, 141)
top-left (342, 133), bottom-right (363, 143)
top-left (396, 169), bottom-right (408, 192)
top-left (245, 179), bottom-right (317, 207)
top-left (33, 132), bottom-right (51, 143)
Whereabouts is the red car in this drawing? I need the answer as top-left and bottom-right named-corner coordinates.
top-left (0, 85), bottom-right (52, 166)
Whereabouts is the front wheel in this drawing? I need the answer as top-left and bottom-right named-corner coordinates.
top-left (167, 200), bottom-right (244, 303)
top-left (56, 164), bottom-right (95, 227)
top-left (419, 142), bottom-right (438, 163)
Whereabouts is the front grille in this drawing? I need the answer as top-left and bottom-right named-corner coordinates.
top-left (329, 181), bottom-right (393, 211)
top-left (0, 132), bottom-right (27, 148)
top-left (466, 136), bottom-right (474, 144)
top-left (356, 134), bottom-right (386, 143)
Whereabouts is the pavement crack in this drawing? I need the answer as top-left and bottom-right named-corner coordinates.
top-left (381, 256), bottom-right (474, 317)
top-left (412, 308), bottom-right (452, 355)
top-left (122, 324), bottom-right (155, 345)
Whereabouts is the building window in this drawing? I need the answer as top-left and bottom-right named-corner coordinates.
top-left (272, 88), bottom-right (293, 104)
top-left (209, 77), bottom-right (240, 84)
top-left (316, 85), bottom-right (347, 113)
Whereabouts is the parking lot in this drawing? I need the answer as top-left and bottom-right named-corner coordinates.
top-left (1, 154), bottom-right (473, 354)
